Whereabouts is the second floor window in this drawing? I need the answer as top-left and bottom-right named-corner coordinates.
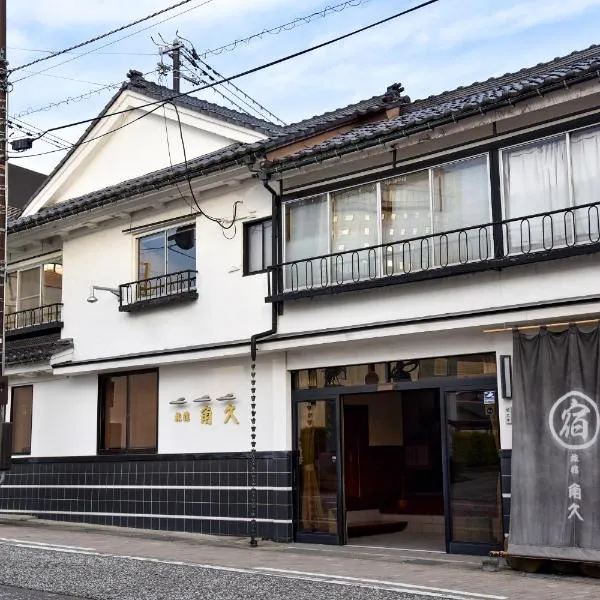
top-left (5, 262), bottom-right (63, 327)
top-left (244, 218), bottom-right (273, 275)
top-left (137, 224), bottom-right (196, 281)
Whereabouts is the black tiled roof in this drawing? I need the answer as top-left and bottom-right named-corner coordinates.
top-left (5, 334), bottom-right (73, 367)
top-left (126, 72), bottom-right (284, 136)
top-left (264, 44), bottom-right (600, 169)
top-left (9, 44), bottom-right (600, 234)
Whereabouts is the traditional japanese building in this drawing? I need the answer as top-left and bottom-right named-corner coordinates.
top-left (3, 45), bottom-right (600, 558)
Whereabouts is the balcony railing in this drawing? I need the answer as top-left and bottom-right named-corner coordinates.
top-left (5, 303), bottom-right (63, 333)
top-left (119, 270), bottom-right (198, 312)
top-left (266, 201), bottom-right (600, 302)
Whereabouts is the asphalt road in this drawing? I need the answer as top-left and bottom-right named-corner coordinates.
top-left (0, 542), bottom-right (478, 600)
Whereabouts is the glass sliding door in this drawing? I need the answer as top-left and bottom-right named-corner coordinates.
top-left (284, 195), bottom-right (329, 290)
top-left (444, 388), bottom-right (503, 554)
top-left (295, 397), bottom-right (344, 544)
top-left (330, 184), bottom-right (378, 283)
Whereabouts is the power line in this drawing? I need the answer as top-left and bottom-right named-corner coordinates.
top-left (10, 0), bottom-right (217, 84)
top-left (197, 0), bottom-right (372, 59)
top-left (12, 69), bottom-right (159, 119)
top-left (10, 0), bottom-right (202, 73)
top-left (8, 46), bottom-right (158, 56)
top-left (9, 0), bottom-right (442, 159)
top-left (10, 0), bottom-right (369, 119)
top-left (8, 117), bottom-right (71, 148)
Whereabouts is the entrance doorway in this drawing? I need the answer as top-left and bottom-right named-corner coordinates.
top-left (293, 376), bottom-right (503, 554)
top-left (344, 389), bottom-right (445, 551)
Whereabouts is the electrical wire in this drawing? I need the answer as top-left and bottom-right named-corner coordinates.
top-left (10, 0), bottom-right (203, 73)
top-left (8, 0), bottom-right (442, 158)
top-left (10, 0), bottom-right (217, 84)
top-left (170, 101), bottom-right (240, 235)
top-left (12, 69), bottom-right (159, 119)
top-left (8, 46), bottom-right (159, 57)
top-left (179, 44), bottom-right (284, 124)
top-left (7, 118), bottom-right (71, 149)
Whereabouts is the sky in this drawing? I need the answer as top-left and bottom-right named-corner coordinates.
top-left (5, 0), bottom-right (600, 174)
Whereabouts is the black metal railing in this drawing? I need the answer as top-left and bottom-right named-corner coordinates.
top-left (119, 270), bottom-right (198, 311)
top-left (268, 201), bottom-right (600, 301)
top-left (5, 303), bottom-right (63, 331)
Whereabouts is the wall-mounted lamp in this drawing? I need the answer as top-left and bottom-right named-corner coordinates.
top-left (500, 355), bottom-right (512, 399)
top-left (169, 397), bottom-right (187, 406)
top-left (193, 395), bottom-right (212, 403)
top-left (87, 285), bottom-right (120, 303)
top-left (217, 393), bottom-right (236, 402)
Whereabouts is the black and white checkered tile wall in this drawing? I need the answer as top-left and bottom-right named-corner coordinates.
top-left (500, 449), bottom-right (512, 537)
top-left (0, 452), bottom-right (293, 542)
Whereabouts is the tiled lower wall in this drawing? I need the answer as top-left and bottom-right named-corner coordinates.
top-left (500, 449), bottom-right (512, 540)
top-left (0, 451), bottom-right (293, 542)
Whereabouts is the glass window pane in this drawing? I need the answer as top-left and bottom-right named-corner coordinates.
top-left (263, 220), bottom-right (273, 269)
top-left (42, 263), bottom-right (63, 305)
top-left (570, 126), bottom-right (600, 242)
top-left (502, 136), bottom-right (569, 252)
top-left (19, 267), bottom-right (41, 310)
top-left (11, 386), bottom-right (33, 454)
top-left (331, 184), bottom-right (378, 283)
top-left (382, 171), bottom-right (431, 274)
top-left (432, 156), bottom-right (491, 264)
top-left (248, 222), bottom-right (264, 272)
top-left (138, 232), bottom-right (166, 280)
top-left (103, 376), bottom-right (127, 450)
top-left (284, 195), bottom-right (329, 289)
top-left (128, 372), bottom-right (158, 450)
top-left (5, 272), bottom-right (17, 313)
top-left (166, 225), bottom-right (196, 274)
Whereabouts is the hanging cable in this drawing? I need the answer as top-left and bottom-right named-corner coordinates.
top-left (10, 0), bottom-right (217, 84)
top-left (9, 0), bottom-right (442, 158)
top-left (10, 0), bottom-right (208, 73)
top-left (170, 102), bottom-right (240, 234)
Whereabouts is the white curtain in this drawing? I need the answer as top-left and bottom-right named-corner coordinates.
top-left (330, 184), bottom-right (378, 283)
top-left (381, 170), bottom-right (431, 274)
top-left (570, 125), bottom-right (600, 242)
top-left (432, 155), bottom-right (490, 265)
top-left (284, 195), bottom-right (329, 289)
top-left (503, 136), bottom-right (569, 253)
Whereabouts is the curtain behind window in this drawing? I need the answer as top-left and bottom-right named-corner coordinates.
top-left (571, 126), bottom-right (600, 242)
top-left (503, 137), bottom-right (569, 252)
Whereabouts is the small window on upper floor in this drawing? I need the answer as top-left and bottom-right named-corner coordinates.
top-left (244, 218), bottom-right (272, 275)
top-left (5, 260), bottom-right (63, 330)
top-left (137, 224), bottom-right (196, 281)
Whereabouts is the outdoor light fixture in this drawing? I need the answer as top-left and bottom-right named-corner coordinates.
top-left (193, 395), bottom-right (212, 403)
top-left (87, 285), bottom-right (120, 303)
top-left (216, 393), bottom-right (236, 402)
top-left (169, 397), bottom-right (187, 406)
top-left (500, 355), bottom-right (512, 399)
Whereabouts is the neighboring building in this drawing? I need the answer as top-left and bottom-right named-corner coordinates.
top-left (6, 163), bottom-right (47, 219)
top-left (2, 45), bottom-right (600, 555)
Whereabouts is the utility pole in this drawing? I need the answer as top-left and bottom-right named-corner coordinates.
top-left (171, 38), bottom-right (181, 93)
top-left (0, 0), bottom-right (7, 415)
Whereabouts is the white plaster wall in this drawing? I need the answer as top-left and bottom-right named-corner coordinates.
top-left (61, 180), bottom-right (272, 362)
top-left (158, 353), bottom-right (289, 454)
top-left (278, 254), bottom-right (600, 337)
top-left (10, 375), bottom-right (99, 457)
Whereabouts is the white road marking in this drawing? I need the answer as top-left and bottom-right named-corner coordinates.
top-left (0, 538), bottom-right (505, 600)
top-left (0, 537), bottom-right (96, 551)
top-left (256, 567), bottom-right (508, 600)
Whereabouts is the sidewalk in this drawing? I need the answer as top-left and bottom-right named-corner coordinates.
top-left (0, 516), bottom-right (599, 600)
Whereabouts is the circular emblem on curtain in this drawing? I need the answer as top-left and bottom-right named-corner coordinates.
top-left (548, 390), bottom-right (600, 451)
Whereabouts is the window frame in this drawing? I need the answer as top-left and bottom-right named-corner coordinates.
top-left (281, 153), bottom-right (492, 277)
top-left (243, 217), bottom-right (273, 276)
top-left (6, 258), bottom-right (64, 315)
top-left (135, 222), bottom-right (197, 282)
top-left (10, 385), bottom-right (33, 456)
top-left (97, 369), bottom-right (159, 455)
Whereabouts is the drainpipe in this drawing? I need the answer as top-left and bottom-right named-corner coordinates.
top-left (248, 177), bottom-right (280, 547)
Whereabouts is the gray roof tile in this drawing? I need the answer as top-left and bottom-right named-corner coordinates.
top-left (5, 333), bottom-right (72, 366)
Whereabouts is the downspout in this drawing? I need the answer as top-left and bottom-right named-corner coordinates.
top-left (248, 175), bottom-right (280, 547)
